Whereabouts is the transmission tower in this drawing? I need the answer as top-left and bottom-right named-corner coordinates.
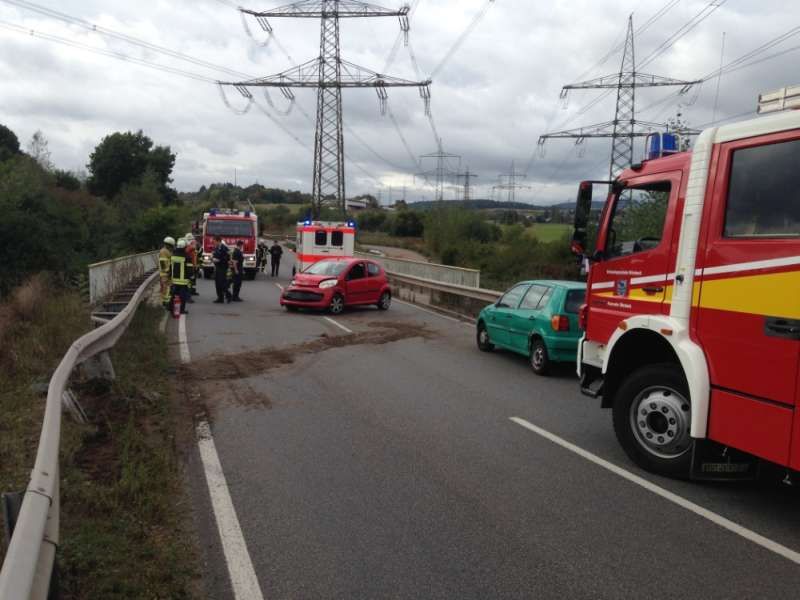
top-left (454, 167), bottom-right (478, 202)
top-left (220, 1), bottom-right (432, 217)
top-left (415, 146), bottom-right (461, 202)
top-left (493, 160), bottom-right (529, 204)
top-left (538, 15), bottom-right (702, 180)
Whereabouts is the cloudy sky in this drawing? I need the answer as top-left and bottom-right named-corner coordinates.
top-left (0, 0), bottom-right (797, 204)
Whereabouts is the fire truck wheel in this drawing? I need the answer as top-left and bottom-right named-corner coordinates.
top-left (612, 363), bottom-right (692, 478)
top-left (476, 322), bottom-right (494, 352)
top-left (329, 294), bottom-right (345, 315)
top-left (529, 338), bottom-right (549, 376)
top-left (203, 268), bottom-right (213, 279)
top-left (377, 291), bottom-right (391, 311)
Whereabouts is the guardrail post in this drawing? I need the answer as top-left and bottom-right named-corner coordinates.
top-left (82, 351), bottom-right (115, 382)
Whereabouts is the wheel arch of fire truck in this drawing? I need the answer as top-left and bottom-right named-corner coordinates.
top-left (572, 85), bottom-right (800, 481)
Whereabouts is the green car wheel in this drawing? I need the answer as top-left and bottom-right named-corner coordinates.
top-left (530, 338), bottom-right (550, 376)
top-left (477, 322), bottom-right (494, 352)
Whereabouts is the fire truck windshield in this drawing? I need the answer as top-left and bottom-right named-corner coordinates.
top-left (206, 220), bottom-right (253, 237)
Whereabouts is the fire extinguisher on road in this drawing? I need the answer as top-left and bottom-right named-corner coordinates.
top-left (172, 293), bottom-right (182, 319)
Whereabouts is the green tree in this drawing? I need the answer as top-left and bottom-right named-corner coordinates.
top-left (0, 123), bottom-right (20, 162)
top-left (27, 130), bottom-right (53, 171)
top-left (124, 205), bottom-right (181, 252)
top-left (54, 169), bottom-right (81, 191)
top-left (390, 210), bottom-right (424, 237)
top-left (87, 130), bottom-right (176, 200)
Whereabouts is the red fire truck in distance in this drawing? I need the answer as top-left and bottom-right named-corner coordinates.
top-left (571, 86), bottom-right (800, 480)
top-left (200, 209), bottom-right (259, 280)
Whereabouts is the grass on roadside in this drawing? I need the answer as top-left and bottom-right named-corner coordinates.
top-left (355, 231), bottom-right (428, 257)
top-left (0, 281), bottom-right (199, 599)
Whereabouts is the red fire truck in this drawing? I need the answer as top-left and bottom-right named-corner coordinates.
top-left (572, 86), bottom-right (800, 480)
top-left (200, 209), bottom-right (259, 279)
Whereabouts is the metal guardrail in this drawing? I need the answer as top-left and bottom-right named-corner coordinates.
top-left (0, 269), bottom-right (159, 599)
top-left (387, 272), bottom-right (502, 320)
top-left (88, 251), bottom-right (159, 304)
top-left (354, 252), bottom-right (481, 288)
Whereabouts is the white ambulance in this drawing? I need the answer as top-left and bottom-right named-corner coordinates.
top-left (293, 220), bottom-right (356, 274)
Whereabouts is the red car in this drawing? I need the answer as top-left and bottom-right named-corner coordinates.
top-left (280, 258), bottom-right (392, 314)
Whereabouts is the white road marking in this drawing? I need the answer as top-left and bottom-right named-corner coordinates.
top-left (159, 313), bottom-right (168, 335)
top-left (394, 298), bottom-right (469, 324)
top-left (275, 283), bottom-right (284, 291)
top-left (178, 314), bottom-right (191, 365)
top-left (510, 417), bottom-right (800, 566)
top-left (324, 316), bottom-right (353, 334)
top-left (196, 420), bottom-right (265, 600)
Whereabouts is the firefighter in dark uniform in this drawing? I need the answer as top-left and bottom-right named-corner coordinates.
top-left (170, 239), bottom-right (190, 314)
top-left (269, 240), bottom-right (283, 277)
top-left (212, 236), bottom-right (232, 304)
top-left (231, 240), bottom-right (245, 302)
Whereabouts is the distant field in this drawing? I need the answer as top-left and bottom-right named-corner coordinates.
top-left (526, 223), bottom-right (571, 243)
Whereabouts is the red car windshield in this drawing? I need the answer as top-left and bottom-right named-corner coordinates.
top-left (304, 260), bottom-right (348, 276)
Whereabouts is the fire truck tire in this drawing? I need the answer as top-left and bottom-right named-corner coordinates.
top-left (529, 338), bottom-right (550, 376)
top-left (203, 268), bottom-right (213, 279)
top-left (245, 269), bottom-right (256, 281)
top-left (329, 294), bottom-right (345, 315)
top-left (612, 363), bottom-right (692, 478)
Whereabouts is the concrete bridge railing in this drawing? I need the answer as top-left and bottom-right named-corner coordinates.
top-left (88, 251), bottom-right (159, 304)
top-left (354, 252), bottom-right (481, 289)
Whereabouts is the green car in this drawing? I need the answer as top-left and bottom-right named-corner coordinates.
top-left (476, 280), bottom-right (586, 375)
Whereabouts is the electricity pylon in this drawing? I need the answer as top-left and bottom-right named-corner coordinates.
top-left (220, 1), bottom-right (432, 217)
top-left (415, 146), bottom-right (461, 203)
top-left (493, 160), bottom-right (529, 204)
top-left (538, 15), bottom-right (702, 180)
top-left (454, 167), bottom-right (478, 202)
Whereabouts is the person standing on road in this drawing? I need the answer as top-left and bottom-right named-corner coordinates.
top-left (170, 239), bottom-right (191, 315)
top-left (212, 236), bottom-right (232, 304)
top-left (185, 233), bottom-right (199, 298)
top-left (231, 240), bottom-right (245, 302)
top-left (159, 236), bottom-right (175, 310)
top-left (256, 240), bottom-right (268, 273)
top-left (269, 240), bottom-right (283, 277)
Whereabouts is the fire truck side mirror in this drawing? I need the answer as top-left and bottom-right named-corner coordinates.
top-left (572, 182), bottom-right (593, 256)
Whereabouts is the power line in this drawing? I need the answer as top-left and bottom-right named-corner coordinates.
top-left (0, 0), bottom-right (252, 79)
top-left (0, 18), bottom-right (217, 83)
top-left (430, 0), bottom-right (496, 78)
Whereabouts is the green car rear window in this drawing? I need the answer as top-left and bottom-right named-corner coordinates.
top-left (564, 289), bottom-right (586, 313)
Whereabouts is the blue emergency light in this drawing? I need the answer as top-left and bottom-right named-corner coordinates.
top-left (647, 132), bottom-right (680, 160)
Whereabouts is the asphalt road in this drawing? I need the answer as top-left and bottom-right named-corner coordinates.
top-left (177, 253), bottom-right (800, 600)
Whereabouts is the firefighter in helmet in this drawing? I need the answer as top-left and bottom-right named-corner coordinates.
top-left (184, 233), bottom-right (198, 301)
top-left (159, 236), bottom-right (176, 310)
top-left (170, 239), bottom-right (190, 315)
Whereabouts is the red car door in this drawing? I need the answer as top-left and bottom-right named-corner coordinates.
top-left (587, 171), bottom-right (683, 344)
top-left (345, 262), bottom-right (370, 304)
top-left (365, 261), bottom-right (384, 303)
top-left (695, 132), bottom-right (800, 466)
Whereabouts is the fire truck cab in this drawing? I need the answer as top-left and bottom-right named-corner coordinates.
top-left (200, 209), bottom-right (259, 280)
top-left (572, 86), bottom-right (800, 480)
top-left (294, 220), bottom-right (356, 274)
